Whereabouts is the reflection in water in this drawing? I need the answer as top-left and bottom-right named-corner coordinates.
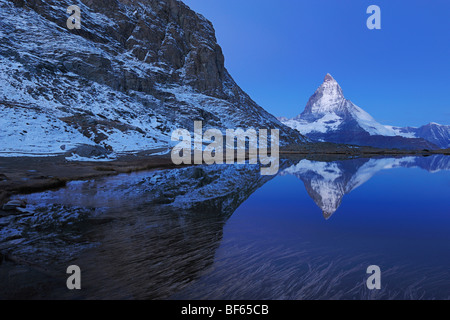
top-left (283, 155), bottom-right (450, 219)
top-left (1, 164), bottom-right (275, 299)
top-left (172, 155), bottom-right (450, 300)
top-left (0, 155), bottom-right (449, 299)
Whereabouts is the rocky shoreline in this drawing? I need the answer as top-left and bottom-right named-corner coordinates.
top-left (0, 151), bottom-right (176, 209)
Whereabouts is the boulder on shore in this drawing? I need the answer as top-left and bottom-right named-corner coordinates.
top-left (2, 199), bottom-right (27, 211)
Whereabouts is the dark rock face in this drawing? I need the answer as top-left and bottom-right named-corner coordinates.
top-left (2, 199), bottom-right (27, 211)
top-left (70, 144), bottom-right (111, 158)
top-left (0, 0), bottom-right (307, 154)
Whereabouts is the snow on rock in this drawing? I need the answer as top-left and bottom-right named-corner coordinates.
top-left (284, 113), bottom-right (343, 135)
top-left (0, 0), bottom-right (307, 159)
top-left (289, 74), bottom-right (398, 137)
top-left (0, 103), bottom-right (96, 156)
top-left (280, 74), bottom-right (444, 150)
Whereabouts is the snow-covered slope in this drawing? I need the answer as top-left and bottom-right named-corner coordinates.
top-left (0, 0), bottom-right (306, 158)
top-left (386, 123), bottom-right (450, 149)
top-left (281, 74), bottom-right (444, 150)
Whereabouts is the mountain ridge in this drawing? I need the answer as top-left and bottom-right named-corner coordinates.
top-left (0, 0), bottom-right (308, 158)
top-left (281, 74), bottom-right (448, 150)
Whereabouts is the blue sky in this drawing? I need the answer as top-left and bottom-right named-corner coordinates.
top-left (183, 0), bottom-right (450, 127)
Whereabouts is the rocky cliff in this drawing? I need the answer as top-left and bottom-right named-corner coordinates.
top-left (0, 0), bottom-right (307, 157)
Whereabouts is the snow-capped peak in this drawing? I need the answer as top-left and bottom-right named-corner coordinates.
top-left (299, 74), bottom-right (345, 117)
top-left (287, 74), bottom-right (396, 137)
top-left (324, 73), bottom-right (335, 82)
top-left (281, 74), bottom-right (445, 149)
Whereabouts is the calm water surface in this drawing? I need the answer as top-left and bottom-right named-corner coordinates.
top-left (1, 155), bottom-right (449, 299)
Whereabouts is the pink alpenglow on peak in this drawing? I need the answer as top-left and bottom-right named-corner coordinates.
top-left (324, 73), bottom-right (335, 82)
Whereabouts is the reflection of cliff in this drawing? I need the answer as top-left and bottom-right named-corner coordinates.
top-left (3, 164), bottom-right (275, 299)
top-left (74, 165), bottom-right (276, 299)
top-left (283, 155), bottom-right (450, 220)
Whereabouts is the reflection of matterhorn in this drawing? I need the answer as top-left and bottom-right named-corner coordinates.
top-left (283, 155), bottom-right (450, 220)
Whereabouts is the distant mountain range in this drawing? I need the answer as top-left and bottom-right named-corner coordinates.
top-left (280, 74), bottom-right (450, 150)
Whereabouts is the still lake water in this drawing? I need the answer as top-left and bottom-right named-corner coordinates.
top-left (1, 155), bottom-right (449, 299)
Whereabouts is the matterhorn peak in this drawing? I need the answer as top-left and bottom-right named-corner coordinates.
top-left (299, 74), bottom-right (346, 118)
top-left (318, 73), bottom-right (343, 99)
top-left (324, 73), bottom-right (335, 82)
top-left (282, 74), bottom-right (447, 150)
